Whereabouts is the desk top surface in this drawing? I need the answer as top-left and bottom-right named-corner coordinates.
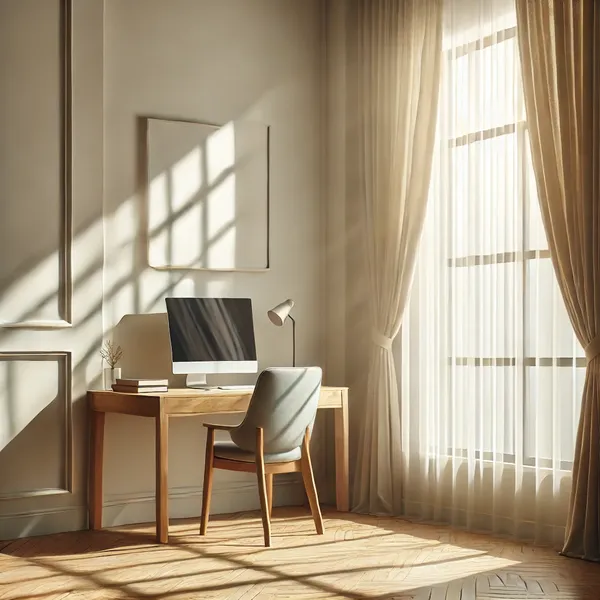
top-left (88, 386), bottom-right (347, 417)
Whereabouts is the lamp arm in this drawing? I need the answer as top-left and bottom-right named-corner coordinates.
top-left (289, 314), bottom-right (296, 367)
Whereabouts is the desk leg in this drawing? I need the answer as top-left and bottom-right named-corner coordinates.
top-left (156, 411), bottom-right (169, 544)
top-left (89, 410), bottom-right (105, 530)
top-left (334, 389), bottom-right (349, 512)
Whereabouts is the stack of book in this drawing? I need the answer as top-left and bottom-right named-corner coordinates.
top-left (111, 378), bottom-right (169, 393)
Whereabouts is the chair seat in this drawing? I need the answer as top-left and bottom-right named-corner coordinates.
top-left (213, 441), bottom-right (301, 463)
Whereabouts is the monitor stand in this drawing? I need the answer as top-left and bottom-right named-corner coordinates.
top-left (185, 374), bottom-right (218, 390)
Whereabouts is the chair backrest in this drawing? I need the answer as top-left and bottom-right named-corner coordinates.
top-left (230, 366), bottom-right (322, 456)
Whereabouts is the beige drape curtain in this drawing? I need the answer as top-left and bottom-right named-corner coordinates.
top-left (352, 0), bottom-right (443, 515)
top-left (516, 1), bottom-right (600, 561)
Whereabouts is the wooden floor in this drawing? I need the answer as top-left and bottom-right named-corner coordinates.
top-left (1, 508), bottom-right (599, 599)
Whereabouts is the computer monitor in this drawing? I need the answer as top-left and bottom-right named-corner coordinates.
top-left (165, 297), bottom-right (258, 388)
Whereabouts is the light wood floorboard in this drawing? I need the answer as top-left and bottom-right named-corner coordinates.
top-left (1, 508), bottom-right (599, 599)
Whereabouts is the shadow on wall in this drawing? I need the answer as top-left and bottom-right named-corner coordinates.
top-left (143, 117), bottom-right (269, 272)
top-left (112, 312), bottom-right (185, 388)
top-left (0, 118), bottom-right (255, 453)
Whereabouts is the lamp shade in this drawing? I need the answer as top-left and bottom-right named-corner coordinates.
top-left (267, 299), bottom-right (294, 326)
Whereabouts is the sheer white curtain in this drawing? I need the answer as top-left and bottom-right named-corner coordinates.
top-left (401, 0), bottom-right (583, 546)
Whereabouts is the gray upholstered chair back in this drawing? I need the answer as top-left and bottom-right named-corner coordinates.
top-left (230, 366), bottom-right (322, 456)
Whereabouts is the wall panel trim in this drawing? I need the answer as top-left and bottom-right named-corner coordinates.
top-left (0, 351), bottom-right (73, 500)
top-left (1, 0), bottom-right (73, 329)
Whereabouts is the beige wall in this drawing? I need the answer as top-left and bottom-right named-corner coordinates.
top-left (101, 0), bottom-right (328, 526)
top-left (0, 0), bottom-right (329, 539)
top-left (0, 0), bottom-right (104, 540)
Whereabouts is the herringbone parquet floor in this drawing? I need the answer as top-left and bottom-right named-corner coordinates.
top-left (1, 508), bottom-right (599, 599)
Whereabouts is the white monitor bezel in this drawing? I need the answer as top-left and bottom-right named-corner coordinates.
top-left (171, 359), bottom-right (258, 375)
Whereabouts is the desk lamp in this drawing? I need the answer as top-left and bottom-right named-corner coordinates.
top-left (267, 299), bottom-right (296, 367)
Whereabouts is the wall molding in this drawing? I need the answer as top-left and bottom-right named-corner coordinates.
top-left (101, 478), bottom-right (305, 527)
top-left (0, 351), bottom-right (73, 500)
top-left (0, 504), bottom-right (85, 542)
top-left (103, 477), bottom-right (302, 507)
top-left (0, 502), bottom-right (81, 521)
top-left (0, 480), bottom-right (306, 540)
top-left (1, 0), bottom-right (73, 329)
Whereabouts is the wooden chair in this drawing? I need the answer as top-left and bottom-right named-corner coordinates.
top-left (200, 366), bottom-right (324, 547)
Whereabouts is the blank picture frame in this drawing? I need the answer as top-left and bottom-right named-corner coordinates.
top-left (144, 117), bottom-right (270, 271)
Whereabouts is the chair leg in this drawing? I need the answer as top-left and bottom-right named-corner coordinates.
top-left (255, 427), bottom-right (272, 547)
top-left (301, 428), bottom-right (324, 535)
top-left (200, 427), bottom-right (215, 535)
top-left (266, 474), bottom-right (273, 518)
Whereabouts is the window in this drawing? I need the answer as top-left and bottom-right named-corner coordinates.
top-left (402, 26), bottom-right (583, 470)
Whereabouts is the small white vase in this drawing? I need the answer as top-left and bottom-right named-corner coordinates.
top-left (103, 367), bottom-right (121, 390)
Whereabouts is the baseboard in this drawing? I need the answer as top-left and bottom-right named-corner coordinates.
top-left (102, 478), bottom-right (306, 527)
top-left (0, 505), bottom-right (88, 541)
top-left (0, 479), bottom-right (306, 541)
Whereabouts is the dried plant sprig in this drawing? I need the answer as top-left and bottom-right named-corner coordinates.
top-left (100, 340), bottom-right (123, 368)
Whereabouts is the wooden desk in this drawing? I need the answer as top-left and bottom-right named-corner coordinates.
top-left (87, 386), bottom-right (349, 543)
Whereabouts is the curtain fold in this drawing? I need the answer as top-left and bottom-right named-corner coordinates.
top-left (352, 0), bottom-right (443, 515)
top-left (516, 0), bottom-right (600, 561)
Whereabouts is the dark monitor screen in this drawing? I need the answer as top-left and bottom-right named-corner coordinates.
top-left (165, 297), bottom-right (257, 368)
